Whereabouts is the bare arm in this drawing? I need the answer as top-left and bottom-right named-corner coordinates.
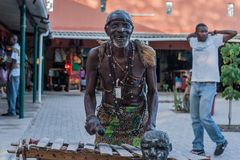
top-left (212, 30), bottom-right (237, 42)
top-left (8, 59), bottom-right (14, 73)
top-left (187, 32), bottom-right (197, 41)
top-left (8, 57), bottom-right (16, 80)
top-left (145, 65), bottom-right (158, 130)
top-left (84, 47), bottom-right (99, 117)
top-left (84, 47), bottom-right (101, 135)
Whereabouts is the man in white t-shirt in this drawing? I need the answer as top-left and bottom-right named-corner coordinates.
top-left (2, 34), bottom-right (20, 116)
top-left (187, 23), bottom-right (237, 156)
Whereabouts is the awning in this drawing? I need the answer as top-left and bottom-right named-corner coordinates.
top-left (51, 31), bottom-right (187, 41)
top-left (0, 0), bottom-right (50, 32)
top-left (50, 31), bottom-right (240, 42)
top-left (26, 0), bottom-right (50, 31)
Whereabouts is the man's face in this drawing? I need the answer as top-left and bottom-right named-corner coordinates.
top-left (106, 20), bottom-right (133, 48)
top-left (141, 140), bottom-right (170, 160)
top-left (196, 26), bottom-right (208, 42)
top-left (10, 36), bottom-right (17, 45)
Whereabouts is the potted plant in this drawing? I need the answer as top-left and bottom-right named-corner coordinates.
top-left (173, 89), bottom-right (183, 112)
top-left (220, 43), bottom-right (240, 127)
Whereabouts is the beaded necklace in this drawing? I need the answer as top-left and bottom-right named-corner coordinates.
top-left (107, 41), bottom-right (146, 136)
top-left (107, 41), bottom-right (134, 114)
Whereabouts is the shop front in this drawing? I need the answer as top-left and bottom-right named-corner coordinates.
top-left (150, 41), bottom-right (192, 92)
top-left (44, 38), bottom-right (96, 92)
top-left (48, 31), bottom-right (240, 93)
top-left (47, 32), bottom-right (193, 92)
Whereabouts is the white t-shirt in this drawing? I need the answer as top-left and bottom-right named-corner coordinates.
top-left (11, 43), bottom-right (20, 77)
top-left (189, 34), bottom-right (224, 82)
top-left (54, 48), bottom-right (63, 62)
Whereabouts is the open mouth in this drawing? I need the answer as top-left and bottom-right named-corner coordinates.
top-left (112, 34), bottom-right (130, 48)
top-left (115, 35), bottom-right (128, 39)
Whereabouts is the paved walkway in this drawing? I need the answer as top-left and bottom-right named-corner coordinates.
top-left (0, 91), bottom-right (240, 160)
top-left (0, 93), bottom-right (41, 159)
top-left (22, 91), bottom-right (92, 143)
top-left (157, 94), bottom-right (240, 160)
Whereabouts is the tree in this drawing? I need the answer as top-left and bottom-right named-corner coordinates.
top-left (220, 43), bottom-right (240, 126)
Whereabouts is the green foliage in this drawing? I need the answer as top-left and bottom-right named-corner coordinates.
top-left (162, 84), bottom-right (170, 92)
top-left (173, 89), bottom-right (183, 111)
top-left (221, 43), bottom-right (240, 101)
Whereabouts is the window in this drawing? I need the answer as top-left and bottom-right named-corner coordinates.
top-left (227, 3), bottom-right (234, 17)
top-left (46, 0), bottom-right (54, 12)
top-left (100, 0), bottom-right (107, 13)
top-left (166, 2), bottom-right (173, 15)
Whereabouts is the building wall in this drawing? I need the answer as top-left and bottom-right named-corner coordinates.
top-left (105, 0), bottom-right (240, 34)
top-left (50, 0), bottom-right (240, 34)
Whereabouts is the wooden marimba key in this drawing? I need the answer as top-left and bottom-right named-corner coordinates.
top-left (8, 137), bottom-right (142, 160)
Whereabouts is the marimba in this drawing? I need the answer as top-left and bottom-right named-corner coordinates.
top-left (8, 137), bottom-right (143, 160)
top-left (8, 138), bottom-right (210, 160)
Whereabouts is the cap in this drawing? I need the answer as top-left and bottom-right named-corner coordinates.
top-left (105, 10), bottom-right (133, 27)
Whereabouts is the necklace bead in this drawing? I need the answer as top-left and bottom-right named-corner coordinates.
top-left (108, 41), bottom-right (134, 112)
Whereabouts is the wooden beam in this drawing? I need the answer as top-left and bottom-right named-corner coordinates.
top-left (23, 148), bottom-right (139, 160)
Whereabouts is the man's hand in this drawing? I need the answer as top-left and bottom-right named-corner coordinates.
top-left (187, 32), bottom-right (197, 41)
top-left (209, 30), bottom-right (237, 42)
top-left (85, 115), bottom-right (100, 135)
top-left (209, 30), bottom-right (217, 35)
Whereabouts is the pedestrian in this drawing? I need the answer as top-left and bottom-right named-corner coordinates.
top-left (84, 10), bottom-right (158, 146)
top-left (0, 43), bottom-right (7, 98)
top-left (2, 34), bottom-right (20, 116)
top-left (187, 23), bottom-right (237, 156)
top-left (80, 66), bottom-right (86, 91)
top-left (54, 48), bottom-right (64, 68)
top-left (175, 73), bottom-right (182, 92)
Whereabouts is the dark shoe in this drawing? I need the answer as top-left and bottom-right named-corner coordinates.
top-left (191, 149), bottom-right (205, 156)
top-left (214, 140), bottom-right (228, 156)
top-left (1, 113), bottom-right (16, 116)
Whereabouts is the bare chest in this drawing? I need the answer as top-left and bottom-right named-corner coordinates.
top-left (98, 54), bottom-right (145, 86)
